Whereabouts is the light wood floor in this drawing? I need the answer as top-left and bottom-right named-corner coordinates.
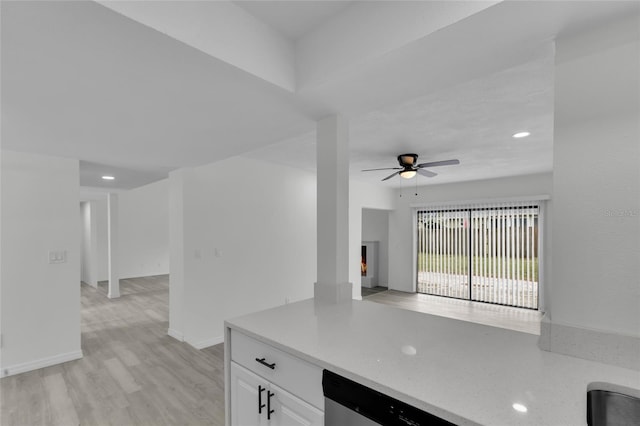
top-left (1, 278), bottom-right (542, 426)
top-left (360, 286), bottom-right (388, 298)
top-left (364, 289), bottom-right (542, 335)
top-left (1, 275), bottom-right (225, 426)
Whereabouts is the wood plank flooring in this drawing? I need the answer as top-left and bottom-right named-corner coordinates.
top-left (365, 289), bottom-right (542, 335)
top-left (360, 286), bottom-right (388, 298)
top-left (1, 275), bottom-right (225, 426)
top-left (1, 277), bottom-right (542, 425)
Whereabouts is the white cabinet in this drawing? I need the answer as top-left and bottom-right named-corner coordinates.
top-left (230, 362), bottom-right (323, 426)
top-left (228, 330), bottom-right (324, 426)
top-left (230, 362), bottom-right (266, 426)
top-left (268, 380), bottom-right (323, 426)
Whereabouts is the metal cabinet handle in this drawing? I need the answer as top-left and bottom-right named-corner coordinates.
top-left (258, 385), bottom-right (265, 413)
top-left (267, 390), bottom-right (275, 420)
top-left (255, 357), bottom-right (276, 370)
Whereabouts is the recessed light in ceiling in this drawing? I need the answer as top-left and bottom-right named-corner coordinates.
top-left (512, 131), bottom-right (531, 139)
top-left (401, 345), bottom-right (417, 356)
top-left (102, 175), bottom-right (115, 180)
top-left (512, 403), bottom-right (528, 413)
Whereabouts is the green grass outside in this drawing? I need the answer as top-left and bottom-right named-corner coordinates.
top-left (417, 253), bottom-right (539, 282)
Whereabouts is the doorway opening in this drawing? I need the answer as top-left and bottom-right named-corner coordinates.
top-left (361, 208), bottom-right (390, 298)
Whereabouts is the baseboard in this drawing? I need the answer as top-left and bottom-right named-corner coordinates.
top-left (121, 273), bottom-right (170, 280)
top-left (539, 315), bottom-right (640, 370)
top-left (187, 335), bottom-right (224, 350)
top-left (167, 328), bottom-right (184, 342)
top-left (1, 350), bottom-right (83, 378)
top-left (169, 329), bottom-right (222, 349)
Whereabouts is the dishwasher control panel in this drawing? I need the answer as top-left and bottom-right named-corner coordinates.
top-left (322, 370), bottom-right (456, 426)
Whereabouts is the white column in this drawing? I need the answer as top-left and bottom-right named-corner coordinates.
top-left (168, 169), bottom-right (186, 341)
top-left (107, 193), bottom-right (120, 299)
top-left (87, 201), bottom-right (99, 288)
top-left (314, 115), bottom-right (352, 303)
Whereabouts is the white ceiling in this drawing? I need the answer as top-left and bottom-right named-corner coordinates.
top-left (243, 52), bottom-right (555, 186)
top-left (1, 1), bottom-right (638, 191)
top-left (233, 1), bottom-right (354, 40)
top-left (1, 0), bottom-right (323, 189)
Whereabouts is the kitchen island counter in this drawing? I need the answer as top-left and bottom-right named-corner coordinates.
top-left (225, 299), bottom-right (639, 426)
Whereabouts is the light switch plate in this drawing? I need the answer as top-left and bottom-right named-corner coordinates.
top-left (48, 250), bottom-right (67, 264)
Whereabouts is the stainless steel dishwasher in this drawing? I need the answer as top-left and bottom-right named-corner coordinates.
top-left (323, 370), bottom-right (456, 426)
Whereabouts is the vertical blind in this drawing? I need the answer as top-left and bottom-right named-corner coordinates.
top-left (417, 201), bottom-right (540, 309)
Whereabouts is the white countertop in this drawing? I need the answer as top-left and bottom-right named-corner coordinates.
top-left (225, 299), bottom-right (640, 426)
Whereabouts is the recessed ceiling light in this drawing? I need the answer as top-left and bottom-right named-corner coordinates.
top-left (513, 131), bottom-right (531, 139)
top-left (102, 176), bottom-right (115, 180)
top-left (512, 403), bottom-right (528, 413)
top-left (401, 345), bottom-right (417, 356)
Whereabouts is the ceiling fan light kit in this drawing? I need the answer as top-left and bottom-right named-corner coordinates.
top-left (399, 169), bottom-right (417, 179)
top-left (361, 153), bottom-right (460, 181)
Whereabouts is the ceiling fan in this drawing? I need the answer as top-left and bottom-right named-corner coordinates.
top-left (362, 153), bottom-right (460, 181)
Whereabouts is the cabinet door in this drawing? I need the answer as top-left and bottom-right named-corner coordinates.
top-left (230, 362), bottom-right (268, 426)
top-left (268, 382), bottom-right (324, 426)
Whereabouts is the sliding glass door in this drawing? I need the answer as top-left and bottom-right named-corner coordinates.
top-left (417, 203), bottom-right (539, 309)
top-left (417, 209), bottom-right (470, 299)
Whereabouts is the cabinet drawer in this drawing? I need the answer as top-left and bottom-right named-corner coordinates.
top-left (231, 330), bottom-right (323, 410)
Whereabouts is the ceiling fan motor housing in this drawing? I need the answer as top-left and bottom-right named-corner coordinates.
top-left (398, 153), bottom-right (418, 167)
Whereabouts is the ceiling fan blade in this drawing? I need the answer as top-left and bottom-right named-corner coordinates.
top-left (417, 168), bottom-right (437, 178)
top-left (382, 171), bottom-right (401, 181)
top-left (417, 159), bottom-right (460, 168)
top-left (361, 167), bottom-right (402, 172)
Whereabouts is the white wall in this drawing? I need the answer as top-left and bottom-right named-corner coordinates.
top-left (362, 209), bottom-right (390, 287)
top-left (170, 157), bottom-right (318, 348)
top-left (1, 150), bottom-right (82, 376)
top-left (90, 180), bottom-right (169, 282)
top-left (389, 173), bottom-right (553, 293)
top-left (550, 20), bottom-right (639, 337)
top-left (118, 179), bottom-right (169, 279)
top-left (168, 162), bottom-right (396, 346)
